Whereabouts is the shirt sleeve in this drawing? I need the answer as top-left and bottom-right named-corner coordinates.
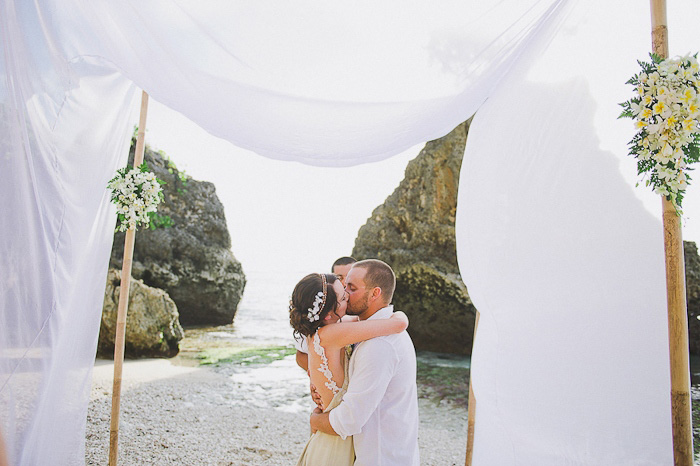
top-left (294, 335), bottom-right (308, 353)
top-left (329, 338), bottom-right (398, 439)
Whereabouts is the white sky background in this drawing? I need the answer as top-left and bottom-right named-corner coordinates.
top-left (131, 2), bottom-right (700, 276)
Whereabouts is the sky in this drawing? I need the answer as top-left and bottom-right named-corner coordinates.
top-left (127, 1), bottom-right (700, 277)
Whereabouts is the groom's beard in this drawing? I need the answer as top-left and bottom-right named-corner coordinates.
top-left (346, 291), bottom-right (369, 316)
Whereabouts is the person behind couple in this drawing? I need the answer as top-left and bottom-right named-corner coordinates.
top-left (310, 259), bottom-right (420, 466)
top-left (295, 256), bottom-right (357, 372)
top-left (331, 256), bottom-right (356, 287)
top-left (289, 270), bottom-right (408, 466)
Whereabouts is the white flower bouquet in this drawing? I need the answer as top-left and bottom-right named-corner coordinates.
top-left (107, 163), bottom-right (164, 232)
top-left (619, 53), bottom-right (700, 214)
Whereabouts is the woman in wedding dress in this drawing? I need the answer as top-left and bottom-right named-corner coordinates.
top-left (289, 273), bottom-right (408, 466)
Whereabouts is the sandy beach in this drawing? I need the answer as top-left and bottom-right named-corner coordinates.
top-left (86, 356), bottom-right (468, 465)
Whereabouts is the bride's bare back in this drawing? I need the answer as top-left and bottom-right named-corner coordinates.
top-left (308, 333), bottom-right (347, 410)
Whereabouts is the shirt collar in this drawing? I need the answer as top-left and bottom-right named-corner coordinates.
top-left (366, 304), bottom-right (394, 321)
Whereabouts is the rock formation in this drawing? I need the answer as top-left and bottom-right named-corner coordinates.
top-left (353, 121), bottom-right (476, 354)
top-left (110, 142), bottom-right (246, 326)
top-left (686, 241), bottom-right (700, 354)
top-left (99, 269), bottom-right (184, 358)
top-left (353, 120), bottom-right (700, 356)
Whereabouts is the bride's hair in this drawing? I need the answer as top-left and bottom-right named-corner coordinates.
top-left (289, 273), bottom-right (341, 340)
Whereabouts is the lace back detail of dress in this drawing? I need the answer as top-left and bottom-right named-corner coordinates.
top-left (312, 332), bottom-right (340, 395)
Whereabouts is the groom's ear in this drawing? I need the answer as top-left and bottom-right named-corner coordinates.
top-left (370, 286), bottom-right (382, 303)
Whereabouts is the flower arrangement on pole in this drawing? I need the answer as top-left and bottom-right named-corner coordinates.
top-left (619, 53), bottom-right (700, 214)
top-left (107, 163), bottom-right (164, 232)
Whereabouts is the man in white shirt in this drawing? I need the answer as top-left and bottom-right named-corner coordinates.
top-left (310, 259), bottom-right (420, 466)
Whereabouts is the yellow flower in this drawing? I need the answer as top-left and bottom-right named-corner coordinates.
top-left (653, 101), bottom-right (666, 114)
top-left (682, 118), bottom-right (696, 132)
top-left (641, 107), bottom-right (653, 119)
top-left (680, 88), bottom-right (696, 104)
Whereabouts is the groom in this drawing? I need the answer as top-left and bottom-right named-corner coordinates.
top-left (310, 259), bottom-right (419, 465)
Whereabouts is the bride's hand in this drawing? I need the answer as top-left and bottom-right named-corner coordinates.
top-left (310, 382), bottom-right (323, 409)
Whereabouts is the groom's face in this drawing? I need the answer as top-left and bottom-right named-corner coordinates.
top-left (345, 267), bottom-right (370, 316)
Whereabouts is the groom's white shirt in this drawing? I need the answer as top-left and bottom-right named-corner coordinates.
top-left (329, 305), bottom-right (419, 466)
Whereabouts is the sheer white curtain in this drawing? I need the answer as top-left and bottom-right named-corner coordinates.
top-left (459, 77), bottom-right (671, 466)
top-left (1, 5), bottom-right (139, 464)
top-left (0, 0), bottom-right (697, 464)
top-left (457, 2), bottom-right (694, 463)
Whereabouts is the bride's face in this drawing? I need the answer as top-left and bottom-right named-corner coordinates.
top-left (328, 280), bottom-right (348, 322)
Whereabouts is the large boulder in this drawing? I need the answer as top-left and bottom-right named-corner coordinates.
top-left (353, 121), bottom-right (476, 354)
top-left (686, 241), bottom-right (700, 354)
top-left (99, 269), bottom-right (184, 358)
top-left (353, 119), bottom-right (700, 356)
top-left (110, 142), bottom-right (246, 326)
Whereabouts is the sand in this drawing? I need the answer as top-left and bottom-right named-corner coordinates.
top-left (86, 358), bottom-right (467, 465)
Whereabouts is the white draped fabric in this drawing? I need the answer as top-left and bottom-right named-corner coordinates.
top-left (0, 0), bottom-right (697, 464)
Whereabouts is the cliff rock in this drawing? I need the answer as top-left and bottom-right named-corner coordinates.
top-left (353, 120), bottom-right (700, 356)
top-left (353, 121), bottom-right (475, 354)
top-left (686, 241), bottom-right (700, 354)
top-left (110, 143), bottom-right (246, 326)
top-left (99, 269), bottom-right (184, 358)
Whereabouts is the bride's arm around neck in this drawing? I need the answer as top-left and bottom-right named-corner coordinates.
top-left (317, 311), bottom-right (408, 349)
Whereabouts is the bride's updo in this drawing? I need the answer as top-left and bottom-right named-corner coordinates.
top-left (289, 273), bottom-right (341, 340)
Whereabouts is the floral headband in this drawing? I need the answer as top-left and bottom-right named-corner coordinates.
top-left (307, 273), bottom-right (328, 322)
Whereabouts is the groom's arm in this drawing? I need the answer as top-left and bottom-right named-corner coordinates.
top-left (326, 339), bottom-right (398, 439)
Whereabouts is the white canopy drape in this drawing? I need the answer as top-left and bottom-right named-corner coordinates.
top-left (1, 0), bottom-right (698, 464)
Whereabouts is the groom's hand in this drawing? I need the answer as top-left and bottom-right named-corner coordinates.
top-left (310, 383), bottom-right (323, 409)
top-left (310, 407), bottom-right (323, 433)
top-left (310, 408), bottom-right (338, 436)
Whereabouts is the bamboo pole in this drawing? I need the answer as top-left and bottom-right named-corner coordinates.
top-left (0, 428), bottom-right (8, 466)
top-left (663, 196), bottom-right (693, 466)
top-left (108, 91), bottom-right (149, 466)
top-left (465, 311), bottom-right (480, 466)
top-left (650, 2), bottom-right (694, 464)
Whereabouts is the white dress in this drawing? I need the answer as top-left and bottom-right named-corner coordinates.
top-left (296, 333), bottom-right (354, 466)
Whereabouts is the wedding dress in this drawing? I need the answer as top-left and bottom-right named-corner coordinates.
top-left (296, 334), bottom-right (354, 466)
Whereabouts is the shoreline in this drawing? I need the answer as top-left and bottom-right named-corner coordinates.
top-left (87, 350), bottom-right (468, 465)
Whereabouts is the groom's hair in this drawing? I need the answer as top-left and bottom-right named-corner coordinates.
top-left (331, 256), bottom-right (356, 270)
top-left (353, 259), bottom-right (395, 304)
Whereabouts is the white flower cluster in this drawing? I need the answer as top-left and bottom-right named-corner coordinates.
top-left (107, 164), bottom-right (163, 232)
top-left (307, 291), bottom-right (324, 322)
top-left (620, 53), bottom-right (700, 213)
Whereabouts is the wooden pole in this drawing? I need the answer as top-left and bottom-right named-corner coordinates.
top-left (108, 91), bottom-right (149, 466)
top-left (465, 311), bottom-right (480, 466)
top-left (650, 2), bottom-right (694, 464)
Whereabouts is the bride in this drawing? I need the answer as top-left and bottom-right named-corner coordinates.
top-left (289, 273), bottom-right (408, 466)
